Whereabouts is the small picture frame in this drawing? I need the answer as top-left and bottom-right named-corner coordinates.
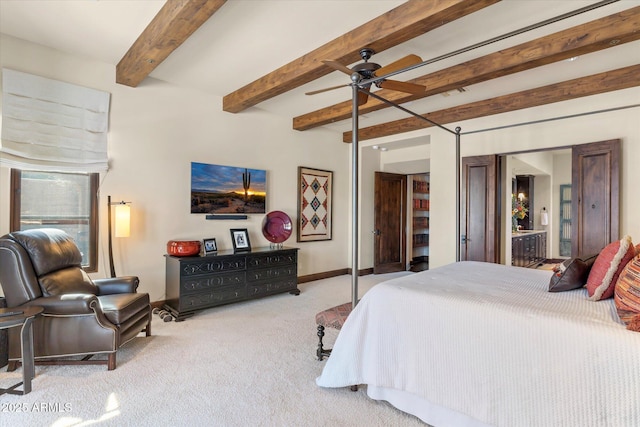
top-left (203, 238), bottom-right (217, 255)
top-left (230, 228), bottom-right (251, 252)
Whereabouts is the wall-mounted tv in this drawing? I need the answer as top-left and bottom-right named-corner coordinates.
top-left (191, 162), bottom-right (266, 214)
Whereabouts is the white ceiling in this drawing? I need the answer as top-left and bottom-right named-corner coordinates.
top-left (1, 0), bottom-right (639, 139)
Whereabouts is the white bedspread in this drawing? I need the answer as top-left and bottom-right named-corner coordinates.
top-left (316, 261), bottom-right (640, 427)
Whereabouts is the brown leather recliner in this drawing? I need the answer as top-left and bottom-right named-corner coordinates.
top-left (0, 228), bottom-right (151, 370)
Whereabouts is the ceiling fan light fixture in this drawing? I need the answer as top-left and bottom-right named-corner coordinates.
top-left (310, 50), bottom-right (426, 98)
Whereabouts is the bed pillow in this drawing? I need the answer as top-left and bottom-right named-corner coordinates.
top-left (587, 235), bottom-right (635, 301)
top-left (627, 314), bottom-right (640, 333)
top-left (548, 255), bottom-right (597, 292)
top-left (614, 255), bottom-right (640, 331)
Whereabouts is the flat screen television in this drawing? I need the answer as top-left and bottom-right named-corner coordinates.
top-left (190, 162), bottom-right (266, 214)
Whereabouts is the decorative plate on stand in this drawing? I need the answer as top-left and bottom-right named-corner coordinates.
top-left (262, 211), bottom-right (292, 246)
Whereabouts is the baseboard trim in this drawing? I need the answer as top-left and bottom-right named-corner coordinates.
top-left (298, 268), bottom-right (348, 283)
top-left (151, 300), bottom-right (165, 310)
top-left (347, 267), bottom-right (374, 276)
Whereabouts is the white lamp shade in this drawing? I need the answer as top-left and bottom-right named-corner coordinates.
top-left (114, 204), bottom-right (130, 237)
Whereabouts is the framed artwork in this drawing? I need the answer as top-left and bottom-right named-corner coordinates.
top-left (297, 166), bottom-right (333, 242)
top-left (203, 238), bottom-right (217, 255)
top-left (230, 228), bottom-right (251, 252)
top-left (191, 162), bottom-right (266, 215)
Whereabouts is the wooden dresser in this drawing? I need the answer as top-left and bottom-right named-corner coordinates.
top-left (163, 247), bottom-right (299, 321)
top-left (512, 231), bottom-right (547, 268)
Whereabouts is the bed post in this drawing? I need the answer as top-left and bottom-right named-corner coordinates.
top-left (351, 84), bottom-right (359, 310)
top-left (456, 126), bottom-right (461, 262)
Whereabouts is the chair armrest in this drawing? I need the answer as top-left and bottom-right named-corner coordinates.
top-left (20, 294), bottom-right (98, 315)
top-left (94, 276), bottom-right (140, 295)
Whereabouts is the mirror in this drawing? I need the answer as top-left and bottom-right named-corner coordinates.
top-left (502, 148), bottom-right (571, 265)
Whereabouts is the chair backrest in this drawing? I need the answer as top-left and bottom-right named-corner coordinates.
top-left (0, 229), bottom-right (98, 305)
top-left (0, 234), bottom-right (43, 307)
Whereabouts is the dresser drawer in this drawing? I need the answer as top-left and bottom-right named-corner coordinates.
top-left (246, 250), bottom-right (296, 269)
top-left (179, 285), bottom-right (247, 311)
top-left (181, 271), bottom-right (246, 294)
top-left (246, 264), bottom-right (297, 283)
top-left (248, 277), bottom-right (298, 298)
top-left (179, 256), bottom-right (246, 277)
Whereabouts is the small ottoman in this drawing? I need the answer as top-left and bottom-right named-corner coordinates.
top-left (315, 302), bottom-right (353, 361)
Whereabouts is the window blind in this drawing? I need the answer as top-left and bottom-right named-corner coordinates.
top-left (1, 68), bottom-right (110, 172)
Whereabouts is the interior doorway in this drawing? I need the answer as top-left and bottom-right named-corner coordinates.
top-left (409, 173), bottom-right (430, 272)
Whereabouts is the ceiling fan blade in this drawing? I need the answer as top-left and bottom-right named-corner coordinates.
top-left (322, 59), bottom-right (353, 75)
top-left (378, 79), bottom-right (426, 95)
top-left (305, 84), bottom-right (349, 96)
top-left (376, 54), bottom-right (422, 76)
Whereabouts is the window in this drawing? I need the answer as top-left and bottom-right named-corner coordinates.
top-left (10, 169), bottom-right (99, 272)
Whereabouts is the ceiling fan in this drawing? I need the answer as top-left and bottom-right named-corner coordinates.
top-left (306, 48), bottom-right (426, 105)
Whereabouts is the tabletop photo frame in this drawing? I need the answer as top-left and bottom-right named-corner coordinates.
top-left (203, 237), bottom-right (217, 255)
top-left (230, 228), bottom-right (251, 252)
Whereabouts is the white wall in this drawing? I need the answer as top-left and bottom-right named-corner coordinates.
top-left (0, 35), bottom-right (351, 302)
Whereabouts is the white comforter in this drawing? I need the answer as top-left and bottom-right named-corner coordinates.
top-left (316, 261), bottom-right (640, 427)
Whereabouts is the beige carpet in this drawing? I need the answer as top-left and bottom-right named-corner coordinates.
top-left (1, 271), bottom-right (426, 427)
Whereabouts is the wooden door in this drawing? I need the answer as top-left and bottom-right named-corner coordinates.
top-left (374, 172), bottom-right (407, 274)
top-left (461, 155), bottom-right (498, 262)
top-left (571, 139), bottom-right (620, 257)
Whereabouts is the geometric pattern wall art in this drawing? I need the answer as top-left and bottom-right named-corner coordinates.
top-left (297, 166), bottom-right (333, 242)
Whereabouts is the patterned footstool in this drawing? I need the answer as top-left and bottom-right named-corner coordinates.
top-left (315, 302), bottom-right (352, 361)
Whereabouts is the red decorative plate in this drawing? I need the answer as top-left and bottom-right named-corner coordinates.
top-left (262, 211), bottom-right (292, 244)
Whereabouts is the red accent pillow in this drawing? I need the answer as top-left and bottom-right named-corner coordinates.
top-left (614, 255), bottom-right (640, 330)
top-left (586, 235), bottom-right (635, 301)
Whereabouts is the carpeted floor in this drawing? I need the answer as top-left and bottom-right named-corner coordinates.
top-left (1, 271), bottom-right (425, 427)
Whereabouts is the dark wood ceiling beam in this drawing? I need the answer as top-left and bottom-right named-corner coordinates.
top-left (343, 64), bottom-right (640, 142)
top-left (116, 0), bottom-right (226, 87)
top-left (296, 7), bottom-right (640, 131)
top-left (222, 0), bottom-right (500, 113)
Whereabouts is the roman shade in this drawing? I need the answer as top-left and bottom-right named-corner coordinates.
top-left (1, 68), bottom-right (110, 172)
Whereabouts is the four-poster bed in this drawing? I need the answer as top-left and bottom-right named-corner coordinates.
top-left (314, 2), bottom-right (640, 426)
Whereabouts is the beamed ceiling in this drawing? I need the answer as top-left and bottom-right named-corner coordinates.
top-left (3, 0), bottom-right (639, 145)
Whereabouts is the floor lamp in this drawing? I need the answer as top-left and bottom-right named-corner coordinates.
top-left (107, 195), bottom-right (131, 278)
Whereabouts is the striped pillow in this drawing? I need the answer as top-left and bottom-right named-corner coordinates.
top-left (614, 255), bottom-right (640, 331)
top-left (586, 235), bottom-right (635, 301)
